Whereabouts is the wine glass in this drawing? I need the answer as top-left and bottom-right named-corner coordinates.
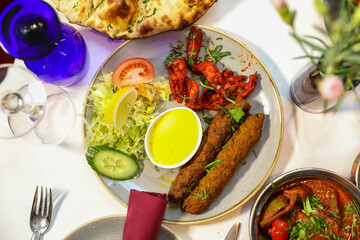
top-left (0, 0), bottom-right (88, 86)
top-left (0, 64), bottom-right (76, 145)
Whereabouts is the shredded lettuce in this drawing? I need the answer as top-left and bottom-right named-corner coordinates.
top-left (84, 71), bottom-right (171, 159)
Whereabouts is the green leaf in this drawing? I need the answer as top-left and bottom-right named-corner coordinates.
top-left (228, 107), bottom-right (244, 123)
top-left (303, 34), bottom-right (329, 49)
top-left (291, 33), bottom-right (327, 53)
top-left (204, 159), bottom-right (223, 173)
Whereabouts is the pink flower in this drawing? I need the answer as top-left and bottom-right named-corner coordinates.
top-left (318, 75), bottom-right (344, 101)
top-left (270, 0), bottom-right (286, 10)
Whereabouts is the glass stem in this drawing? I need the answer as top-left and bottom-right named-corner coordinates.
top-left (1, 92), bottom-right (42, 120)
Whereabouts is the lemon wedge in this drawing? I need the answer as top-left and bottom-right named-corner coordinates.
top-left (104, 86), bottom-right (138, 130)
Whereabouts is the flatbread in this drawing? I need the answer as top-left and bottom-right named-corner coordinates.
top-left (52, 0), bottom-right (218, 39)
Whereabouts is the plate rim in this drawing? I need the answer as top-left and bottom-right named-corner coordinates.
top-left (82, 24), bottom-right (284, 224)
top-left (62, 214), bottom-right (182, 239)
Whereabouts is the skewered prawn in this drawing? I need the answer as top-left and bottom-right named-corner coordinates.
top-left (185, 77), bottom-right (201, 110)
top-left (192, 60), bottom-right (224, 86)
top-left (187, 27), bottom-right (203, 68)
top-left (164, 28), bottom-right (258, 111)
top-left (166, 58), bottom-right (188, 103)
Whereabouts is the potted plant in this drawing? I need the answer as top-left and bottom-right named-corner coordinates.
top-left (271, 0), bottom-right (360, 113)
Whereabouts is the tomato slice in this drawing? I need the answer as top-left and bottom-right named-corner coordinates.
top-left (112, 57), bottom-right (155, 87)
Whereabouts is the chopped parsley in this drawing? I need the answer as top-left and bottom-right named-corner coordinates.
top-left (204, 45), bottom-right (231, 64)
top-left (189, 3), bottom-right (197, 8)
top-left (199, 80), bottom-right (214, 90)
top-left (215, 104), bottom-right (245, 123)
top-left (187, 187), bottom-right (213, 200)
top-left (93, 0), bottom-right (105, 11)
top-left (344, 199), bottom-right (360, 237)
top-left (73, 1), bottom-right (78, 8)
top-left (187, 57), bottom-right (194, 66)
top-left (127, 6), bottom-right (157, 33)
top-left (204, 159), bottom-right (223, 173)
top-left (252, 150), bottom-right (258, 158)
top-left (228, 107), bottom-right (245, 123)
top-left (302, 195), bottom-right (323, 217)
top-left (302, 196), bottom-right (319, 216)
top-left (288, 216), bottom-right (333, 239)
top-left (164, 41), bottom-right (185, 65)
top-left (107, 23), bottom-right (113, 31)
top-left (178, 90), bottom-right (198, 100)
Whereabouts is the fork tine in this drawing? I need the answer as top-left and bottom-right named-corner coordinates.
top-left (43, 187), bottom-right (48, 216)
top-left (39, 186), bottom-right (44, 215)
top-left (31, 186), bottom-right (38, 216)
top-left (47, 188), bottom-right (53, 221)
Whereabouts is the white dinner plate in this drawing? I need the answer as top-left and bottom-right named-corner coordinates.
top-left (83, 25), bottom-right (284, 223)
top-left (63, 215), bottom-right (181, 239)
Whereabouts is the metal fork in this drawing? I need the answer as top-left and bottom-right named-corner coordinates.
top-left (30, 186), bottom-right (53, 240)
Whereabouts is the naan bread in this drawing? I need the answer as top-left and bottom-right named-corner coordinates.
top-left (52, 0), bottom-right (217, 39)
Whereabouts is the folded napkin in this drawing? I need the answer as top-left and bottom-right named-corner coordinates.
top-left (123, 190), bottom-right (168, 240)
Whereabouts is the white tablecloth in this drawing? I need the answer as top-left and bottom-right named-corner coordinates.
top-left (1, 0), bottom-right (360, 239)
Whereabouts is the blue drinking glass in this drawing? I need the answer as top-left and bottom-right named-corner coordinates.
top-left (0, 0), bottom-right (88, 86)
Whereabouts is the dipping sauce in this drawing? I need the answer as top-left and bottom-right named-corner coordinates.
top-left (146, 108), bottom-right (201, 168)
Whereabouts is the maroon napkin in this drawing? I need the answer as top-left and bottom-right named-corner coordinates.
top-left (123, 190), bottom-right (168, 240)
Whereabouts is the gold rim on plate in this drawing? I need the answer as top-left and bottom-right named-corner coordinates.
top-left (82, 24), bottom-right (284, 224)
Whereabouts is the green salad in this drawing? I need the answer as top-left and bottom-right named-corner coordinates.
top-left (84, 71), bottom-right (171, 159)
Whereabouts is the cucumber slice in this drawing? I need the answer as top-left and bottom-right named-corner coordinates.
top-left (86, 146), bottom-right (139, 180)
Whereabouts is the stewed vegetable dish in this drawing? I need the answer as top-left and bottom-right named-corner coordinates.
top-left (258, 177), bottom-right (360, 240)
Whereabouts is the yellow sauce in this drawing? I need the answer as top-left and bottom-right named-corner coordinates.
top-left (148, 108), bottom-right (200, 166)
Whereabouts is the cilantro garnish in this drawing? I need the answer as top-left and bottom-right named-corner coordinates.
top-left (93, 0), bottom-right (105, 11)
top-left (228, 107), bottom-right (245, 123)
top-left (187, 187), bottom-right (213, 201)
top-left (344, 199), bottom-right (360, 237)
top-left (224, 95), bottom-right (236, 104)
top-left (204, 45), bottom-right (231, 64)
top-left (127, 5), bottom-right (157, 33)
top-left (199, 80), bottom-right (214, 90)
top-left (107, 23), bottom-right (113, 31)
top-left (215, 104), bottom-right (245, 123)
top-left (164, 41), bottom-right (185, 65)
top-left (187, 57), bottom-right (194, 66)
top-left (288, 216), bottom-right (333, 239)
top-left (178, 90), bottom-right (198, 100)
top-left (204, 159), bottom-right (223, 173)
top-left (252, 150), bottom-right (258, 158)
top-left (302, 195), bottom-right (323, 216)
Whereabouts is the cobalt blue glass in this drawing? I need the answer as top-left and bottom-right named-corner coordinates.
top-left (0, 0), bottom-right (88, 86)
top-left (0, 0), bottom-right (60, 60)
top-left (25, 23), bottom-right (88, 86)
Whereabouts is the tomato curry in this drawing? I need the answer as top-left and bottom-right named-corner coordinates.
top-left (258, 177), bottom-right (360, 240)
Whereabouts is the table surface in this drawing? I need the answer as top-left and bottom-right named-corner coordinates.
top-left (1, 0), bottom-right (360, 239)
